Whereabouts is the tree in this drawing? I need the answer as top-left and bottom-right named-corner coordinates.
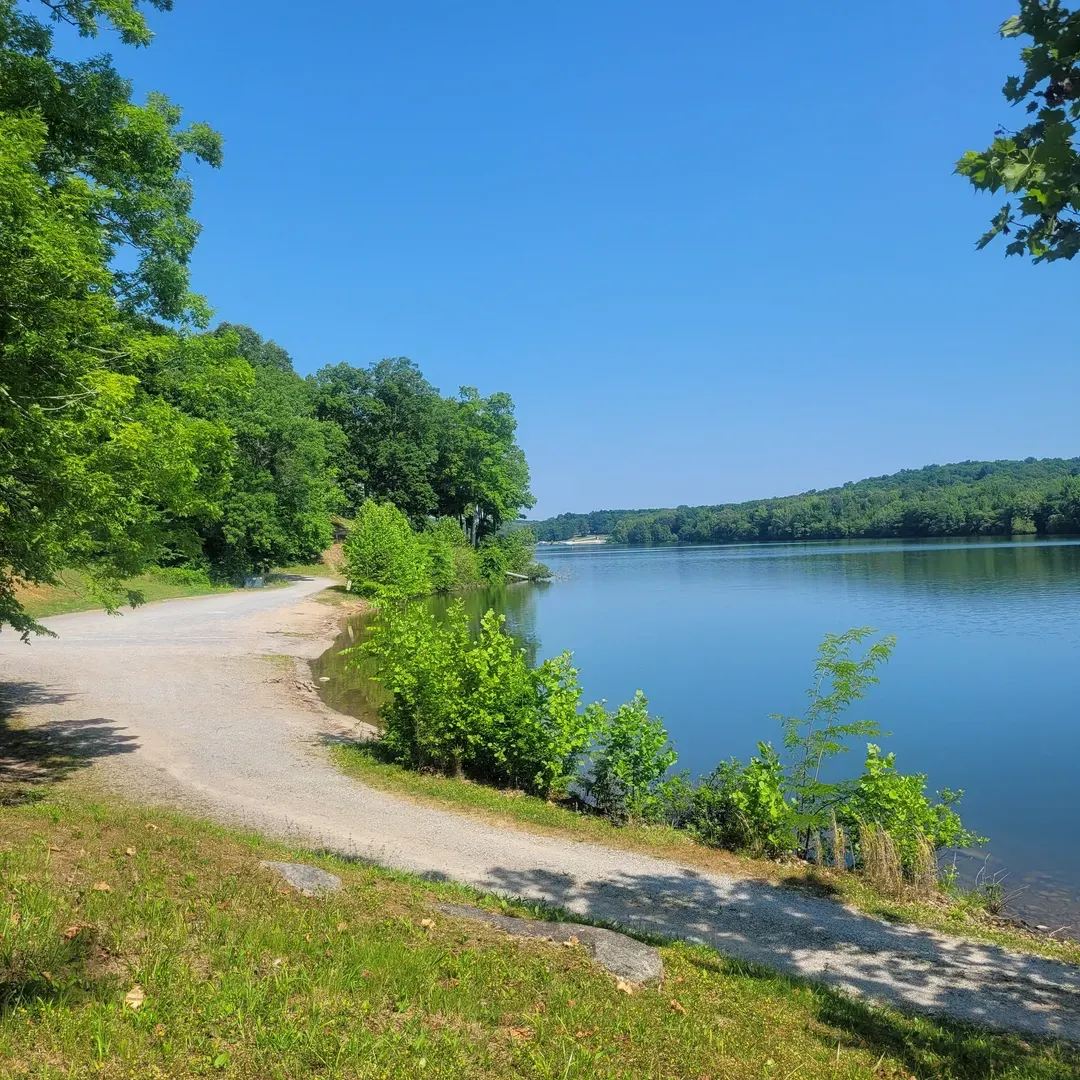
top-left (0, 1), bottom-right (226, 635)
top-left (437, 388), bottom-right (535, 544)
top-left (215, 322), bottom-right (295, 373)
top-left (312, 359), bottom-right (444, 522)
top-left (195, 330), bottom-right (342, 575)
top-left (957, 2), bottom-right (1080, 261)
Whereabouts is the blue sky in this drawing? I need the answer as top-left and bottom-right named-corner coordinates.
top-left (110, 0), bottom-right (1077, 516)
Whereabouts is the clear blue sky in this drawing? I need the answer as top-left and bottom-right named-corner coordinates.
top-left (112, 0), bottom-right (1076, 516)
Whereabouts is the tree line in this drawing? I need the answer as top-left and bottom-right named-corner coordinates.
top-left (0, 1), bottom-right (533, 638)
top-left (528, 458), bottom-right (1080, 545)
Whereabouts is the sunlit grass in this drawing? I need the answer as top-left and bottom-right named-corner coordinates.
top-left (16, 570), bottom-right (231, 620)
top-left (330, 743), bottom-right (1080, 966)
top-left (1, 792), bottom-right (1076, 1079)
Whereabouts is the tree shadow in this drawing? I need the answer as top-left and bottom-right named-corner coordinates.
top-left (0, 682), bottom-right (139, 790)
top-left (474, 862), bottom-right (1080, 1044)
top-left (683, 950), bottom-right (1080, 1077)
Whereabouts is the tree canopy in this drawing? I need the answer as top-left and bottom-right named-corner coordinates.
top-left (0, 2), bottom-right (535, 635)
top-left (958, 1), bottom-right (1080, 261)
top-left (311, 362), bottom-right (533, 542)
top-left (528, 458), bottom-right (1080, 545)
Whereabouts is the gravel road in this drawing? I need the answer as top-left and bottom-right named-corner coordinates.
top-left (3, 579), bottom-right (1079, 1041)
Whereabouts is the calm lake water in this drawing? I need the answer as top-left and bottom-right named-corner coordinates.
top-left (313, 537), bottom-right (1080, 929)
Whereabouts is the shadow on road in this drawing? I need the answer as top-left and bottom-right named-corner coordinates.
top-left (0, 681), bottom-right (138, 793)
top-left (476, 862), bottom-right (1080, 1042)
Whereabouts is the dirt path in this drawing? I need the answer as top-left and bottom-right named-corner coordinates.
top-left (3, 579), bottom-right (1079, 1042)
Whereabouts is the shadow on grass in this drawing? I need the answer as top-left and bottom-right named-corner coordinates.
top-left (685, 951), bottom-right (1079, 1077)
top-left (0, 682), bottom-right (138, 790)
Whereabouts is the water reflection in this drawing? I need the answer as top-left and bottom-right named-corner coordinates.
top-left (310, 581), bottom-right (550, 721)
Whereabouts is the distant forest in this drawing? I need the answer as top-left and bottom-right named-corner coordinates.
top-left (527, 459), bottom-right (1080, 544)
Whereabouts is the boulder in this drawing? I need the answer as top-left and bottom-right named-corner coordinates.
top-left (260, 860), bottom-right (342, 897)
top-left (435, 903), bottom-right (663, 985)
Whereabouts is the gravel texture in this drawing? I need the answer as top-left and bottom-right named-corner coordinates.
top-left (3, 578), bottom-right (1080, 1041)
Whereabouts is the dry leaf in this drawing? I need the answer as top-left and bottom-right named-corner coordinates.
top-left (271, 958), bottom-right (283, 968)
top-left (124, 847), bottom-right (136, 857)
top-left (336, 921), bottom-right (348, 932)
top-left (562, 935), bottom-right (579, 947)
top-left (324, 949), bottom-right (333, 957)
top-left (669, 999), bottom-right (687, 1015)
top-left (124, 985), bottom-right (145, 1010)
top-left (144, 823), bottom-right (159, 831)
top-left (8, 912), bottom-right (19, 927)
top-left (91, 882), bottom-right (112, 893)
top-left (61, 924), bottom-right (86, 940)
top-left (420, 918), bottom-right (435, 929)
top-left (616, 979), bottom-right (637, 995)
top-left (507, 1026), bottom-right (532, 1041)
top-left (304, 933), bottom-right (312, 942)
top-left (48, 846), bottom-right (62, 853)
top-left (154, 1023), bottom-right (166, 1037)
top-left (41, 971), bottom-right (52, 982)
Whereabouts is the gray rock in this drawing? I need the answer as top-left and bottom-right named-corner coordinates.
top-left (261, 860), bottom-right (342, 897)
top-left (435, 903), bottom-right (663, 985)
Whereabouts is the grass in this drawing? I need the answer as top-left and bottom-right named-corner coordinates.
top-left (330, 744), bottom-right (1080, 967)
top-left (16, 570), bottom-right (232, 620)
top-left (2, 792), bottom-right (1077, 1079)
top-left (15, 552), bottom-right (346, 622)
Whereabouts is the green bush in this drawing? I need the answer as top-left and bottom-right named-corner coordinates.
top-left (686, 743), bottom-right (797, 857)
top-left (421, 518), bottom-right (480, 592)
top-left (364, 602), bottom-right (595, 797)
top-left (583, 692), bottom-right (678, 823)
top-left (477, 541), bottom-right (508, 583)
top-left (842, 744), bottom-right (984, 874)
top-left (150, 566), bottom-right (213, 587)
top-left (343, 501), bottom-right (430, 598)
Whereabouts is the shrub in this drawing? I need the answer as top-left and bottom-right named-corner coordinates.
top-left (842, 744), bottom-right (984, 876)
top-left (150, 566), bottom-right (213, 587)
top-left (420, 534), bottom-right (456, 593)
top-left (685, 743), bottom-right (797, 857)
top-left (583, 692), bottom-right (678, 823)
top-left (363, 602), bottom-right (594, 797)
top-left (344, 500), bottom-right (430, 598)
top-left (477, 541), bottom-right (508, 583)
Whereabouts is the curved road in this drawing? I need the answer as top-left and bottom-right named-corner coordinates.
top-left (2, 579), bottom-right (1079, 1041)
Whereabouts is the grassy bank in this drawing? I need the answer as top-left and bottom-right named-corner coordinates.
top-left (15, 555), bottom-right (345, 623)
top-left (330, 743), bottom-right (1080, 966)
top-left (2, 792), bottom-right (1077, 1079)
top-left (16, 571), bottom-right (232, 621)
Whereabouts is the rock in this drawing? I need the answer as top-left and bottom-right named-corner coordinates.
top-left (260, 860), bottom-right (342, 897)
top-left (435, 903), bottom-right (663, 985)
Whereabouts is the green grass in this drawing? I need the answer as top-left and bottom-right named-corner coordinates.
top-left (17, 556), bottom-right (345, 622)
top-left (1, 793), bottom-right (1077, 1079)
top-left (17, 570), bottom-right (232, 620)
top-left (330, 744), bottom-right (1080, 967)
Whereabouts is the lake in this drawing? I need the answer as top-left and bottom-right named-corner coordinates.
top-left (313, 537), bottom-right (1080, 929)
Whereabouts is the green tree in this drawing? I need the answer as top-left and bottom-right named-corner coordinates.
top-left (0, 113), bottom-right (230, 636)
top-left (437, 388), bottom-right (535, 543)
top-left (957, 2), bottom-right (1080, 261)
top-left (343, 500), bottom-right (430, 598)
top-left (196, 332), bottom-right (342, 576)
top-left (1, 0), bottom-right (223, 321)
top-left (312, 359), bottom-right (444, 523)
top-left (0, 1), bottom-right (227, 635)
